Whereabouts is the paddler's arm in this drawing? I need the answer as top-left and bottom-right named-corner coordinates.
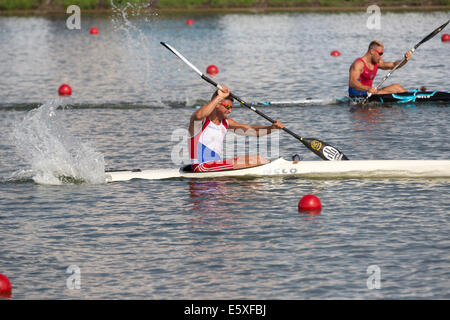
top-left (349, 60), bottom-right (375, 93)
top-left (378, 50), bottom-right (412, 70)
top-left (228, 118), bottom-right (284, 137)
top-left (188, 86), bottom-right (230, 136)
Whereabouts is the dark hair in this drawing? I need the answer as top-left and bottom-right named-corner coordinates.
top-left (211, 90), bottom-right (234, 102)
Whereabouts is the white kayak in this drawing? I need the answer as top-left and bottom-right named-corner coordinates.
top-left (105, 158), bottom-right (450, 182)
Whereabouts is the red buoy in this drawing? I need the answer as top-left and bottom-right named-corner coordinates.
top-left (90, 27), bottom-right (99, 35)
top-left (330, 50), bottom-right (341, 57)
top-left (58, 84), bottom-right (72, 96)
top-left (206, 65), bottom-right (219, 75)
top-left (186, 19), bottom-right (194, 26)
top-left (442, 33), bottom-right (450, 42)
top-left (298, 194), bottom-right (322, 215)
top-left (0, 274), bottom-right (12, 297)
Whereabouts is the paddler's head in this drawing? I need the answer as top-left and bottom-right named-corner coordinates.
top-left (211, 90), bottom-right (234, 119)
top-left (368, 40), bottom-right (384, 64)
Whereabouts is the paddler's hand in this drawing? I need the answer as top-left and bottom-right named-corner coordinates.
top-left (368, 87), bottom-right (378, 94)
top-left (217, 85), bottom-right (230, 99)
top-left (404, 50), bottom-right (412, 61)
top-left (271, 120), bottom-right (284, 130)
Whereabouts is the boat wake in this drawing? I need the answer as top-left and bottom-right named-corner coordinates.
top-left (254, 96), bottom-right (345, 107)
top-left (10, 99), bottom-right (106, 185)
top-left (0, 170), bottom-right (35, 184)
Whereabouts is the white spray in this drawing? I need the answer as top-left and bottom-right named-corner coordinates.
top-left (11, 99), bottom-right (105, 185)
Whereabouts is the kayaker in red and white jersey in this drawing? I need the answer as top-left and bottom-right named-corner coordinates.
top-left (188, 86), bottom-right (284, 172)
top-left (348, 40), bottom-right (412, 97)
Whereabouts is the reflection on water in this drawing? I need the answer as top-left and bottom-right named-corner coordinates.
top-left (188, 180), bottom-right (237, 228)
top-left (350, 106), bottom-right (384, 126)
top-left (187, 180), bottom-right (264, 230)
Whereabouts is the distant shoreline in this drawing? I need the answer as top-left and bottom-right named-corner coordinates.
top-left (1, 5), bottom-right (449, 16)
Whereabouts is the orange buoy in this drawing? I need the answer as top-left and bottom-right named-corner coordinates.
top-left (298, 194), bottom-right (322, 215)
top-left (58, 84), bottom-right (72, 96)
top-left (330, 50), bottom-right (341, 57)
top-left (0, 274), bottom-right (12, 297)
top-left (442, 33), bottom-right (450, 42)
top-left (90, 27), bottom-right (99, 35)
top-left (186, 19), bottom-right (194, 26)
top-left (206, 65), bottom-right (219, 75)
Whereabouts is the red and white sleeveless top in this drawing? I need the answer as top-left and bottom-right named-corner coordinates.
top-left (189, 117), bottom-right (229, 164)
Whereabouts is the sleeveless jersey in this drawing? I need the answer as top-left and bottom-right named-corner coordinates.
top-left (349, 58), bottom-right (379, 96)
top-left (356, 57), bottom-right (378, 87)
top-left (189, 117), bottom-right (229, 164)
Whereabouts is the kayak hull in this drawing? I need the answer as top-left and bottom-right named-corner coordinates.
top-left (105, 158), bottom-right (450, 182)
top-left (255, 90), bottom-right (450, 106)
top-left (352, 90), bottom-right (450, 104)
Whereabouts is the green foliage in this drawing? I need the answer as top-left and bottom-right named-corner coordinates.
top-left (54, 0), bottom-right (99, 9)
top-left (210, 0), bottom-right (260, 8)
top-left (156, 0), bottom-right (207, 9)
top-left (110, 0), bottom-right (151, 7)
top-left (267, 0), bottom-right (316, 6)
top-left (0, 0), bottom-right (153, 11)
top-left (0, 0), bottom-right (448, 11)
top-left (0, 0), bottom-right (39, 10)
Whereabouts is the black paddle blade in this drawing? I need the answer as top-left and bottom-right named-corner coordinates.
top-left (301, 138), bottom-right (349, 160)
top-left (416, 20), bottom-right (450, 48)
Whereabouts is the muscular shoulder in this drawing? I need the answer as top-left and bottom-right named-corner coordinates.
top-left (191, 109), bottom-right (206, 122)
top-left (350, 59), bottom-right (364, 72)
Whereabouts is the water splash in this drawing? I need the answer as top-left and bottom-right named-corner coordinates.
top-left (11, 99), bottom-right (106, 185)
top-left (110, 0), bottom-right (157, 89)
top-left (110, 0), bottom-right (156, 51)
top-left (111, 0), bottom-right (156, 27)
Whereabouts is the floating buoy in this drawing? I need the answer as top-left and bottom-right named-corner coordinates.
top-left (0, 274), bottom-right (12, 297)
top-left (330, 50), bottom-right (341, 57)
top-left (58, 84), bottom-right (72, 96)
top-left (206, 65), bottom-right (219, 75)
top-left (298, 194), bottom-right (322, 215)
top-left (442, 33), bottom-right (450, 42)
top-left (186, 19), bottom-right (194, 26)
top-left (90, 27), bottom-right (99, 35)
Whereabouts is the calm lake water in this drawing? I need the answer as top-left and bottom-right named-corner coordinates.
top-left (0, 9), bottom-right (449, 300)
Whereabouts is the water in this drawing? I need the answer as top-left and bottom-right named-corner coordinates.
top-left (10, 99), bottom-right (105, 185)
top-left (0, 10), bottom-right (449, 299)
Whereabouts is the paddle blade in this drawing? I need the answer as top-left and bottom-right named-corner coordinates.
top-left (301, 138), bottom-right (349, 160)
top-left (415, 20), bottom-right (450, 49)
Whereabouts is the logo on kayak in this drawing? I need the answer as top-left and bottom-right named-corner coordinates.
top-left (311, 140), bottom-right (322, 151)
top-left (323, 146), bottom-right (343, 160)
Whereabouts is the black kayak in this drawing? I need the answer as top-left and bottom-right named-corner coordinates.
top-left (350, 90), bottom-right (450, 104)
top-left (254, 90), bottom-right (450, 107)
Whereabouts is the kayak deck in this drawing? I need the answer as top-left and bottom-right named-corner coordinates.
top-left (105, 158), bottom-right (450, 182)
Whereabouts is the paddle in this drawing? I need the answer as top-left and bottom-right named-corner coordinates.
top-left (161, 42), bottom-right (348, 161)
top-left (361, 20), bottom-right (450, 106)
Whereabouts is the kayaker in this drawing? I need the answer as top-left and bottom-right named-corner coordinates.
top-left (348, 40), bottom-right (412, 97)
top-left (188, 86), bottom-right (284, 172)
